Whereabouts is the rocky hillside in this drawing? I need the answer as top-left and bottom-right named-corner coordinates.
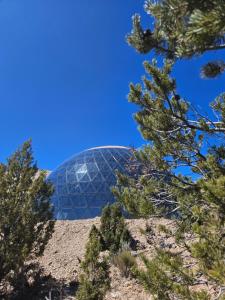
top-left (35, 218), bottom-right (216, 300)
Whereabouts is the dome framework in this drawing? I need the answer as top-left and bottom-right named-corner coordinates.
top-left (48, 146), bottom-right (133, 219)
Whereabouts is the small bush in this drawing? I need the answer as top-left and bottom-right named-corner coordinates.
top-left (76, 225), bottom-right (110, 300)
top-left (100, 203), bottom-right (132, 253)
top-left (112, 251), bottom-right (137, 278)
top-left (77, 258), bottom-right (110, 300)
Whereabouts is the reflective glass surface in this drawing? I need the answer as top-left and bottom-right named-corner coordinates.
top-left (48, 146), bottom-right (133, 220)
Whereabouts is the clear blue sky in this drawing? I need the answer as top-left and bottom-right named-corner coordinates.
top-left (0, 0), bottom-right (224, 170)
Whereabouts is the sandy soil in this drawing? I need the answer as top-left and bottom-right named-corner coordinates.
top-left (35, 218), bottom-right (217, 300)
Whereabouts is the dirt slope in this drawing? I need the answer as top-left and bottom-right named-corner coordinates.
top-left (36, 218), bottom-right (216, 300)
top-left (37, 218), bottom-right (150, 299)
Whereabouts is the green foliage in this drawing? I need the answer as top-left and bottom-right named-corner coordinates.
top-left (112, 250), bottom-right (137, 278)
top-left (114, 1), bottom-right (225, 298)
top-left (100, 203), bottom-right (132, 253)
top-left (81, 225), bottom-right (104, 271)
top-left (127, 0), bottom-right (225, 77)
top-left (201, 61), bottom-right (225, 78)
top-left (116, 58), bottom-right (225, 296)
top-left (127, 0), bottom-right (225, 57)
top-left (77, 205), bottom-right (133, 298)
top-left (0, 141), bottom-right (54, 287)
top-left (134, 250), bottom-right (210, 300)
top-left (76, 225), bottom-right (110, 300)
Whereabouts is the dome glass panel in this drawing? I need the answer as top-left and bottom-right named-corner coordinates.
top-left (48, 146), bottom-right (133, 220)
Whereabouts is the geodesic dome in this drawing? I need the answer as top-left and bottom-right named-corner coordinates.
top-left (48, 146), bottom-right (133, 220)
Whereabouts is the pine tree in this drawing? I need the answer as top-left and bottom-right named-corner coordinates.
top-left (127, 0), bottom-right (225, 77)
top-left (100, 203), bottom-right (131, 253)
top-left (0, 141), bottom-right (54, 288)
top-left (114, 2), bottom-right (225, 298)
top-left (76, 225), bottom-right (110, 300)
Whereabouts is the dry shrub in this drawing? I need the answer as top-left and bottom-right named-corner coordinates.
top-left (112, 251), bottom-right (137, 278)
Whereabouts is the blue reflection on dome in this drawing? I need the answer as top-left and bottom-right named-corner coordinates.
top-left (48, 146), bottom-right (133, 220)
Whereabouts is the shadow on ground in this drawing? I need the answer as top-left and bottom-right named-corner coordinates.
top-left (0, 263), bottom-right (78, 300)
